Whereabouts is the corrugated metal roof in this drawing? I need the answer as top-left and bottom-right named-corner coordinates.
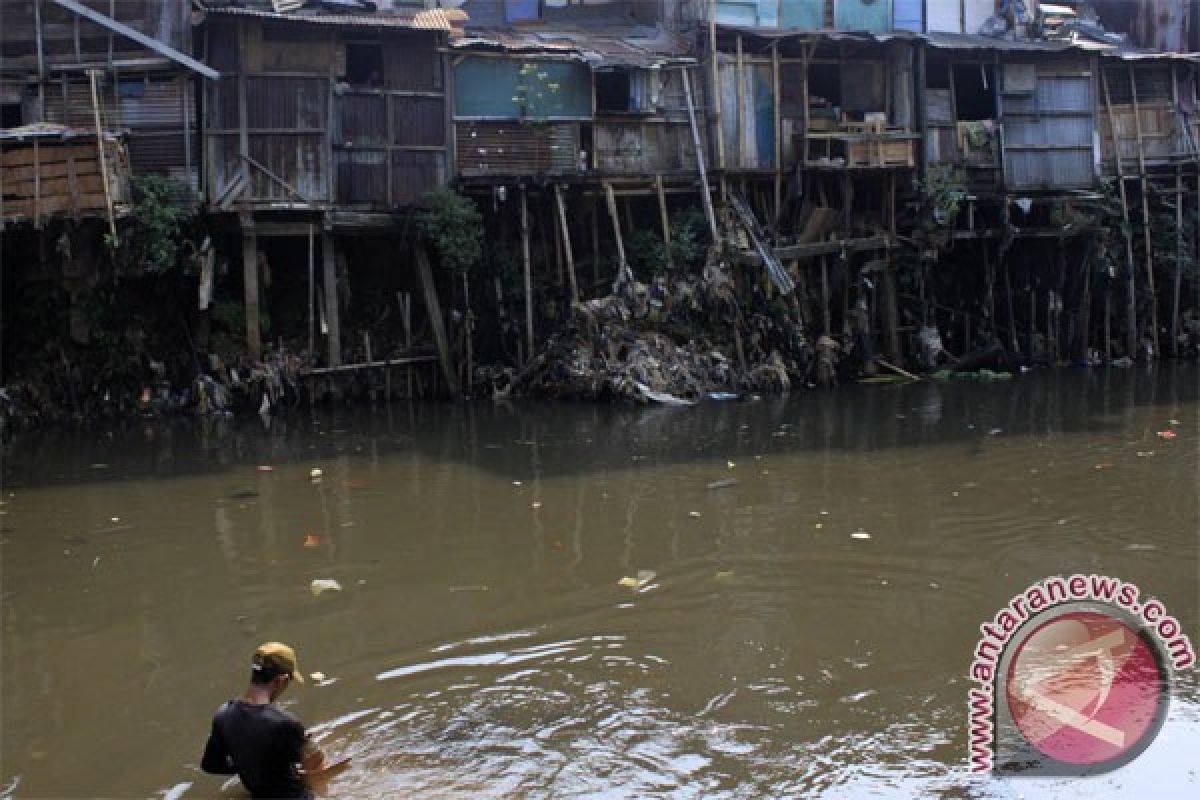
top-left (201, 5), bottom-right (451, 32)
top-left (716, 25), bottom-right (1199, 61)
top-left (451, 25), bottom-right (695, 68)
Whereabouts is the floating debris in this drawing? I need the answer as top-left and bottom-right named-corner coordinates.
top-left (618, 569), bottom-right (657, 590)
top-left (688, 511), bottom-right (702, 518)
top-left (303, 534), bottom-right (321, 547)
top-left (310, 468), bottom-right (324, 481)
top-left (310, 579), bottom-right (342, 596)
top-left (706, 478), bottom-right (737, 490)
top-left (851, 530), bottom-right (871, 540)
top-left (1156, 430), bottom-right (1177, 440)
top-left (309, 671), bottom-right (326, 683)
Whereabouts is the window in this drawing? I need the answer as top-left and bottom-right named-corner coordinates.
top-left (345, 42), bottom-right (384, 87)
top-left (595, 71), bottom-right (632, 112)
top-left (953, 64), bottom-right (996, 121)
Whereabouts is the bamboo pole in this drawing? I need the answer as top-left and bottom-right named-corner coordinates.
top-left (307, 224), bottom-right (315, 360)
top-left (415, 244), bottom-right (458, 397)
top-left (708, 1), bottom-right (725, 170)
top-left (772, 41), bottom-right (782, 227)
top-left (1172, 167), bottom-right (1183, 357)
top-left (88, 70), bottom-right (116, 241)
top-left (554, 184), bottom-right (579, 303)
top-left (520, 186), bottom-right (534, 362)
top-left (735, 34), bottom-right (745, 168)
top-left (1129, 64), bottom-right (1158, 357)
top-left (604, 181), bottom-right (628, 283)
top-left (1101, 69), bottom-right (1139, 359)
top-left (682, 68), bottom-right (720, 242)
top-left (655, 175), bottom-right (674, 270)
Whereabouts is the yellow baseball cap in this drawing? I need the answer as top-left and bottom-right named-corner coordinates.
top-left (253, 641), bottom-right (304, 683)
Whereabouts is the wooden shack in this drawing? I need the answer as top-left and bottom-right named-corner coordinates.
top-left (196, 4), bottom-right (454, 367)
top-left (0, 0), bottom-right (214, 207)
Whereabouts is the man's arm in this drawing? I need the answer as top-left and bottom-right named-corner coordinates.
top-left (200, 719), bottom-right (236, 775)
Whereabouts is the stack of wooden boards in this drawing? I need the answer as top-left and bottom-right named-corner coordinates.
top-left (1, 125), bottom-right (130, 222)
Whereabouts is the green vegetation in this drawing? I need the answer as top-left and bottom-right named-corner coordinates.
top-left (415, 188), bottom-right (485, 274)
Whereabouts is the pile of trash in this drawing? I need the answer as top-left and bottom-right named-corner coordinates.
top-left (485, 261), bottom-right (824, 404)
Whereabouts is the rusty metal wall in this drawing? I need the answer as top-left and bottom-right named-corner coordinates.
top-left (336, 93), bottom-right (388, 146)
top-left (1001, 59), bottom-right (1096, 191)
top-left (456, 121), bottom-right (580, 176)
top-left (246, 77), bottom-right (326, 131)
top-left (392, 96), bottom-right (444, 147)
top-left (336, 149), bottom-right (389, 206)
top-left (391, 150), bottom-right (444, 206)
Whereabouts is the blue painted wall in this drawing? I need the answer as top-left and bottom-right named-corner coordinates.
top-left (834, 0), bottom-right (892, 32)
top-left (781, 1), bottom-right (823, 28)
top-left (504, 0), bottom-right (539, 23)
top-left (892, 0), bottom-right (923, 31)
top-left (455, 57), bottom-right (592, 120)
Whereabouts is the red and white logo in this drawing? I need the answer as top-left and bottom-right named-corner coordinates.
top-left (1003, 609), bottom-right (1168, 770)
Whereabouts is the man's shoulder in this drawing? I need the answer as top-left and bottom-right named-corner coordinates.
top-left (214, 701), bottom-right (304, 730)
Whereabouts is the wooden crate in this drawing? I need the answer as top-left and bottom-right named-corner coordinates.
top-left (846, 137), bottom-right (914, 167)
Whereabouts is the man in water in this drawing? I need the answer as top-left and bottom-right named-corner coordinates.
top-left (201, 642), bottom-right (326, 799)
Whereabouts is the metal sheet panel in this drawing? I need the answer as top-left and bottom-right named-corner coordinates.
top-left (392, 150), bottom-right (445, 206)
top-left (391, 96), bottom-right (445, 147)
top-left (834, 0), bottom-right (891, 33)
top-left (454, 57), bottom-right (590, 120)
top-left (455, 121), bottom-right (579, 176)
top-left (781, 0), bottom-right (823, 28)
top-left (714, 1), bottom-right (761, 26)
top-left (893, 0), bottom-right (923, 32)
top-left (963, 0), bottom-right (995, 34)
top-left (245, 77), bottom-right (326, 130)
top-left (335, 149), bottom-right (388, 206)
top-left (335, 94), bottom-right (387, 146)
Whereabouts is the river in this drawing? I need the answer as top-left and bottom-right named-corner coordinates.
top-left (1, 366), bottom-right (1197, 798)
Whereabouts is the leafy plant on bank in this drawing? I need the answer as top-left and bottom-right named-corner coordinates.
top-left (106, 175), bottom-right (196, 273)
top-left (415, 188), bottom-right (485, 274)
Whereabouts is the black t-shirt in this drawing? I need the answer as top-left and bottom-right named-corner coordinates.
top-left (201, 700), bottom-right (312, 799)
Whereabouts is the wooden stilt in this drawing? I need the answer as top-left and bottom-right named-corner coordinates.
top-left (1129, 64), bottom-right (1158, 357)
top-left (88, 69), bottom-right (116, 241)
top-left (883, 174), bottom-right (900, 362)
top-left (462, 271), bottom-right (473, 395)
top-left (554, 184), bottom-right (579, 303)
top-left (1101, 70), bottom-right (1139, 358)
top-left (1079, 239), bottom-right (1092, 361)
top-left (321, 225), bottom-right (341, 366)
top-left (820, 256), bottom-right (831, 335)
top-left (591, 196), bottom-right (600, 287)
top-left (604, 181), bottom-right (628, 283)
top-left (655, 175), bottom-right (674, 270)
top-left (681, 67), bottom-right (720, 242)
top-left (241, 219), bottom-right (261, 360)
top-left (1003, 255), bottom-right (1018, 355)
top-left (520, 186), bottom-right (534, 362)
top-left (415, 244), bottom-right (459, 397)
top-left (1172, 167), bottom-right (1183, 357)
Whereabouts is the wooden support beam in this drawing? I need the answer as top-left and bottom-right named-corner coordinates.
top-left (1101, 70), bottom-right (1139, 359)
top-left (655, 175), bottom-right (673, 270)
top-left (1129, 64), bottom-right (1158, 357)
top-left (88, 70), bottom-right (115, 241)
top-left (708, 2), bottom-right (725, 170)
top-left (682, 68), bottom-right (720, 243)
top-left (520, 186), bottom-right (534, 362)
top-left (51, 0), bottom-right (219, 79)
top-left (604, 181), bottom-right (628, 283)
top-left (735, 34), bottom-right (745, 169)
top-left (554, 183), bottom-right (579, 303)
top-left (415, 243), bottom-right (459, 397)
top-left (772, 41), bottom-right (782, 228)
top-left (321, 226), bottom-right (341, 367)
top-left (737, 235), bottom-right (891, 266)
top-left (241, 222), bottom-right (261, 360)
top-left (1172, 167), bottom-right (1183, 357)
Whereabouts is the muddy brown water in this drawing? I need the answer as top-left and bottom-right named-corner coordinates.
top-left (1, 367), bottom-right (1197, 798)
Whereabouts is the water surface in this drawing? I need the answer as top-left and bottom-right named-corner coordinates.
top-left (1, 367), bottom-right (1197, 798)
